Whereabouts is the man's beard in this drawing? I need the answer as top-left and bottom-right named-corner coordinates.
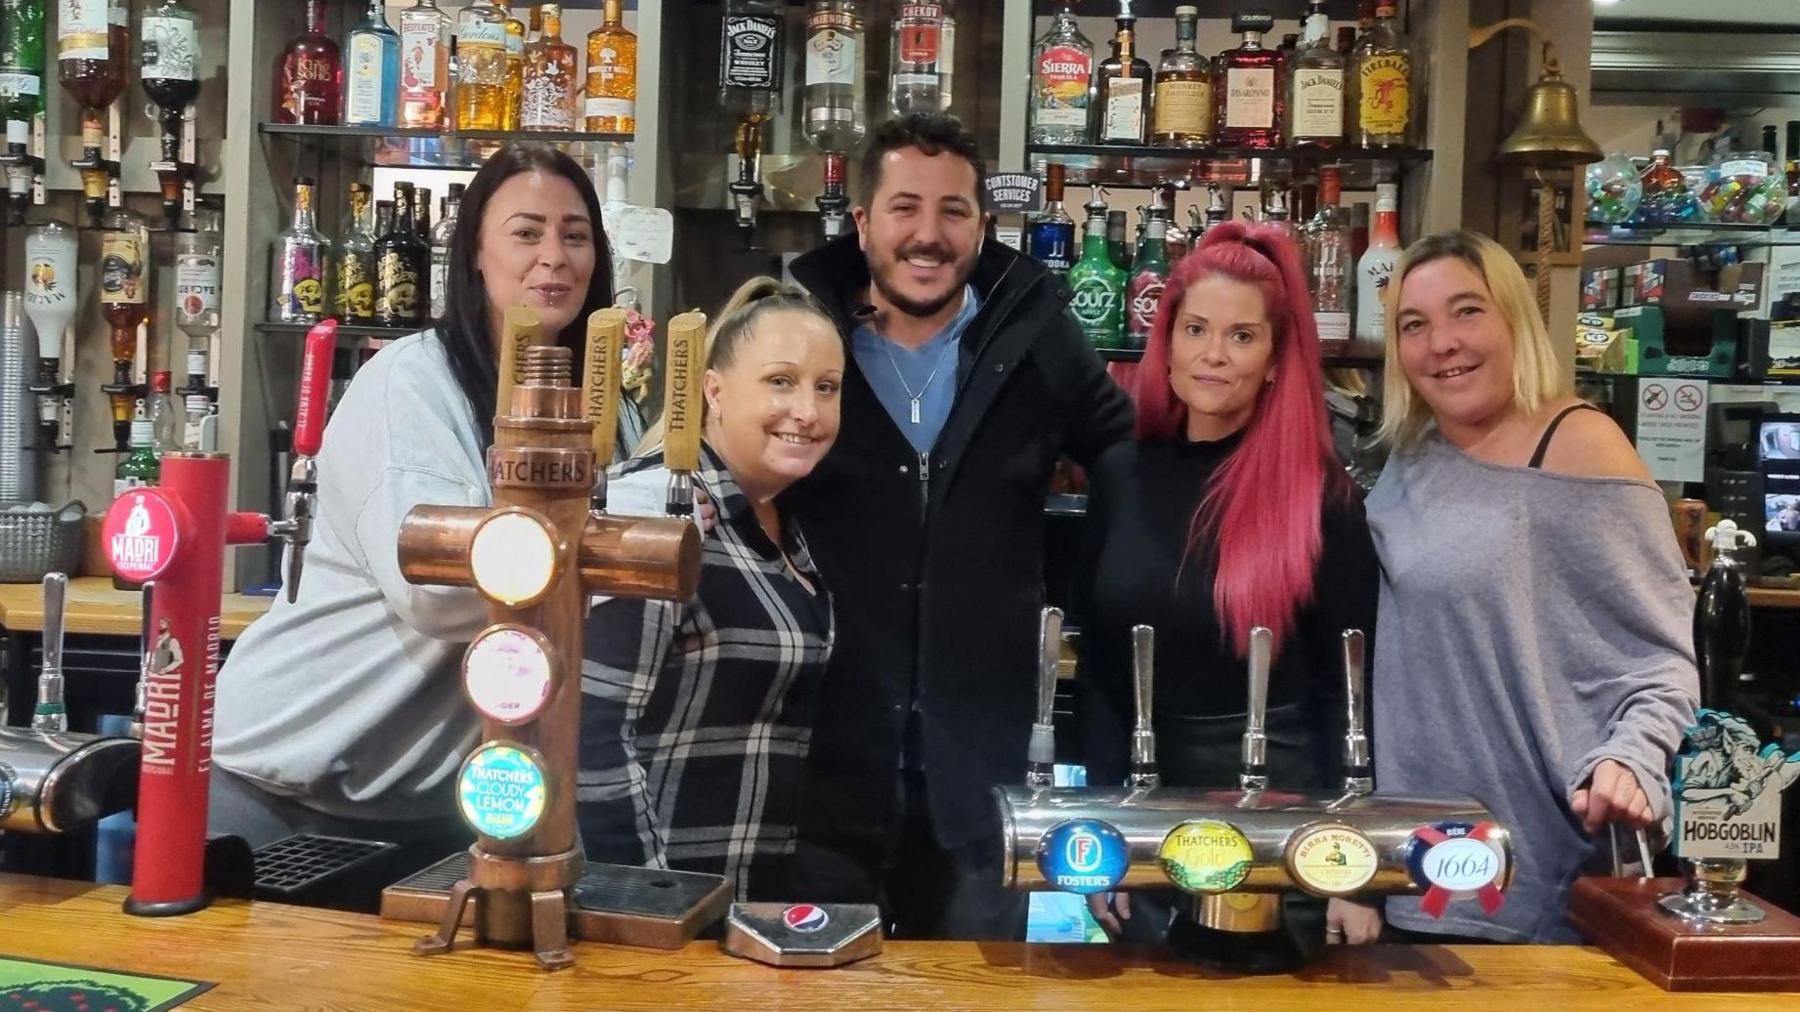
top-left (869, 245), bottom-right (976, 320)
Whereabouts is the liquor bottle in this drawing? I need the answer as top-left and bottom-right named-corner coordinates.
top-left (1306, 165), bottom-right (1352, 349)
top-left (890, 1), bottom-right (953, 117)
top-left (503, 4), bottom-right (526, 130)
top-left (1355, 183), bottom-right (1399, 342)
top-left (274, 0), bottom-right (340, 125)
top-left (23, 218), bottom-right (75, 445)
top-left (336, 181), bottom-right (376, 323)
top-left (585, 0), bottom-right (637, 135)
top-left (521, 4), bottom-right (578, 131)
top-left (273, 177), bottom-right (328, 324)
top-left (1069, 184), bottom-right (1127, 349)
top-left (398, 0), bottom-right (451, 130)
top-left (1026, 163), bottom-right (1076, 275)
top-left (100, 202), bottom-right (147, 448)
top-left (376, 181), bottom-right (429, 328)
top-left (1028, 2), bottom-right (1093, 146)
top-left (58, 0), bottom-right (127, 114)
top-left (1126, 209), bottom-right (1169, 350)
top-left (1094, 3), bottom-right (1152, 147)
top-left (455, 0), bottom-right (510, 130)
top-left (413, 185), bottom-right (432, 239)
top-left (146, 370), bottom-right (182, 453)
top-left (803, 0), bottom-right (865, 153)
top-left (817, 152), bottom-right (849, 240)
top-left (139, 0), bottom-right (197, 161)
top-left (0, 0), bottom-right (45, 159)
top-left (430, 183), bottom-right (462, 320)
top-left (1217, 12), bottom-right (1283, 150)
top-left (721, 0), bottom-right (783, 124)
top-left (182, 394), bottom-right (207, 450)
top-left (1350, 0), bottom-right (1412, 149)
top-left (1150, 5), bottom-right (1209, 149)
top-left (1287, 0), bottom-right (1344, 149)
top-left (114, 410), bottom-right (158, 499)
top-left (175, 197), bottom-right (221, 389)
top-left (375, 199), bottom-right (395, 240)
top-left (344, 0), bottom-right (399, 128)
top-left (1106, 209), bottom-right (1131, 272)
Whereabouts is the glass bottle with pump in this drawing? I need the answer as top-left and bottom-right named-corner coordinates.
top-left (0, 0), bottom-right (46, 161)
top-left (721, 0), bottom-right (784, 233)
top-left (1069, 185), bottom-right (1127, 349)
top-left (585, 0), bottom-right (637, 135)
top-left (100, 202), bottom-right (147, 449)
top-left (139, 0), bottom-right (199, 160)
top-left (803, 0), bottom-right (864, 153)
top-left (1151, 6), bottom-right (1210, 149)
top-left (59, 0), bottom-right (127, 120)
top-left (816, 152), bottom-right (849, 241)
top-left (1094, 2), bottom-right (1152, 146)
top-left (175, 197), bottom-right (221, 391)
top-left (1026, 162), bottom-right (1076, 275)
top-left (1028, 2), bottom-right (1093, 146)
top-left (889, 1), bottom-right (953, 117)
top-left (343, 0), bottom-right (399, 128)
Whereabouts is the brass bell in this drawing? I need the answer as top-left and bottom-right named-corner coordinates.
top-left (1498, 60), bottom-right (1603, 167)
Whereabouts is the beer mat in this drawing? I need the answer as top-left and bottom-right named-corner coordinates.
top-left (0, 956), bottom-right (213, 1012)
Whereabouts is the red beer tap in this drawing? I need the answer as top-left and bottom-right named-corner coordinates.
top-left (103, 322), bottom-right (336, 916)
top-left (268, 320), bottom-right (335, 602)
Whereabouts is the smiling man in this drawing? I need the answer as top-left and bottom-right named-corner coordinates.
top-left (784, 113), bottom-right (1134, 939)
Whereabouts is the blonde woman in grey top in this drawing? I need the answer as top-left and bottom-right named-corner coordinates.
top-left (1328, 231), bottom-right (1699, 945)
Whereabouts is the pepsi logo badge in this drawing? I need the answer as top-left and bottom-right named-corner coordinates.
top-left (1035, 819), bottom-right (1130, 895)
top-left (1286, 823), bottom-right (1379, 896)
top-left (1406, 821), bottom-right (1508, 917)
top-left (782, 904), bottom-right (830, 934)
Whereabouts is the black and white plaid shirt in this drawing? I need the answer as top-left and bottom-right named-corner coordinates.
top-left (578, 445), bottom-right (834, 901)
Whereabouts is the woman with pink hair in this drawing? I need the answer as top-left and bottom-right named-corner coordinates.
top-left (1076, 222), bottom-right (1377, 957)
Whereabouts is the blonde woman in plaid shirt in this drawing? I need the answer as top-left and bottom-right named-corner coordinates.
top-left (579, 278), bottom-right (843, 901)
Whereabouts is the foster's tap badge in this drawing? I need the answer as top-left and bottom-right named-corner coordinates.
top-left (1405, 821), bottom-right (1508, 917)
top-left (1036, 819), bottom-right (1130, 895)
top-left (1159, 819), bottom-right (1254, 893)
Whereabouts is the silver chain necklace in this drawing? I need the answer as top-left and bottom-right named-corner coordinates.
top-left (880, 334), bottom-right (957, 426)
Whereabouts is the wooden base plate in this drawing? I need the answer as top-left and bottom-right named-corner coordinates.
top-left (1568, 876), bottom-right (1800, 991)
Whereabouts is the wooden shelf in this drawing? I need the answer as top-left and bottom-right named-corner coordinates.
top-left (259, 123), bottom-right (634, 169)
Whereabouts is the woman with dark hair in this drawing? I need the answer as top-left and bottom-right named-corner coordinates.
top-left (1076, 222), bottom-right (1378, 952)
top-left (209, 144), bottom-right (646, 856)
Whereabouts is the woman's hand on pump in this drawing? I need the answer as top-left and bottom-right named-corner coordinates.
top-left (1325, 897), bottom-right (1383, 944)
top-left (1571, 758), bottom-right (1654, 834)
top-left (1086, 892), bottom-right (1131, 939)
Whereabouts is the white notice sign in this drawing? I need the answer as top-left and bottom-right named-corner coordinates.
top-left (1635, 378), bottom-right (1707, 483)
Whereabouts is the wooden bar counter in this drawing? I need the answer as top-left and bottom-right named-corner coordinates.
top-left (0, 577), bottom-right (270, 639)
top-left (0, 874), bottom-right (1757, 1010)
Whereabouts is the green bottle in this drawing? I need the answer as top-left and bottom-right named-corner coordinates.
top-left (113, 410), bottom-right (159, 499)
top-left (1126, 209), bottom-right (1170, 351)
top-left (1067, 184), bottom-right (1127, 350)
top-left (0, 0), bottom-right (44, 158)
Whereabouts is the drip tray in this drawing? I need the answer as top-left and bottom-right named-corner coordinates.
top-left (380, 852), bottom-right (731, 950)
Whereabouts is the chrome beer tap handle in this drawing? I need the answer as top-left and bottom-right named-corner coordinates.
top-left (1026, 607), bottom-right (1063, 788)
top-left (31, 572), bottom-right (68, 733)
top-left (1239, 626), bottom-right (1272, 793)
top-left (1128, 624), bottom-right (1159, 790)
top-left (1341, 629), bottom-right (1373, 795)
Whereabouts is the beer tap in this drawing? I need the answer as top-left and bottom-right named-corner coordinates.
top-left (1128, 624), bottom-right (1159, 791)
top-left (1026, 606), bottom-right (1063, 789)
top-left (1341, 629), bottom-right (1372, 796)
top-left (1239, 626), bottom-right (1272, 793)
top-left (30, 573), bottom-right (67, 733)
top-left (662, 311), bottom-right (706, 520)
top-left (266, 320), bottom-right (335, 603)
top-left (584, 308), bottom-right (627, 514)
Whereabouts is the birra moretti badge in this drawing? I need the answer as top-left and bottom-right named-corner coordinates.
top-left (1672, 709), bottom-right (1800, 862)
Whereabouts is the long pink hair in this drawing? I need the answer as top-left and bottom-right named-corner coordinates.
top-left (1132, 221), bottom-right (1345, 659)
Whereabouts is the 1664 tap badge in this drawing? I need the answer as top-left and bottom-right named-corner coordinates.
top-left (1036, 819), bottom-right (1130, 895)
top-left (103, 489), bottom-right (181, 584)
top-left (781, 904), bottom-right (830, 934)
top-left (1672, 708), bottom-right (1800, 861)
top-left (456, 742), bottom-right (549, 840)
top-left (1405, 821), bottom-right (1509, 918)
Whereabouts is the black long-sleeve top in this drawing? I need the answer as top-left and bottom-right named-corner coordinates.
top-left (1076, 434), bottom-right (1380, 791)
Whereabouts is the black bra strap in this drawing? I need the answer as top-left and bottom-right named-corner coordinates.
top-left (1528, 403), bottom-right (1603, 469)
